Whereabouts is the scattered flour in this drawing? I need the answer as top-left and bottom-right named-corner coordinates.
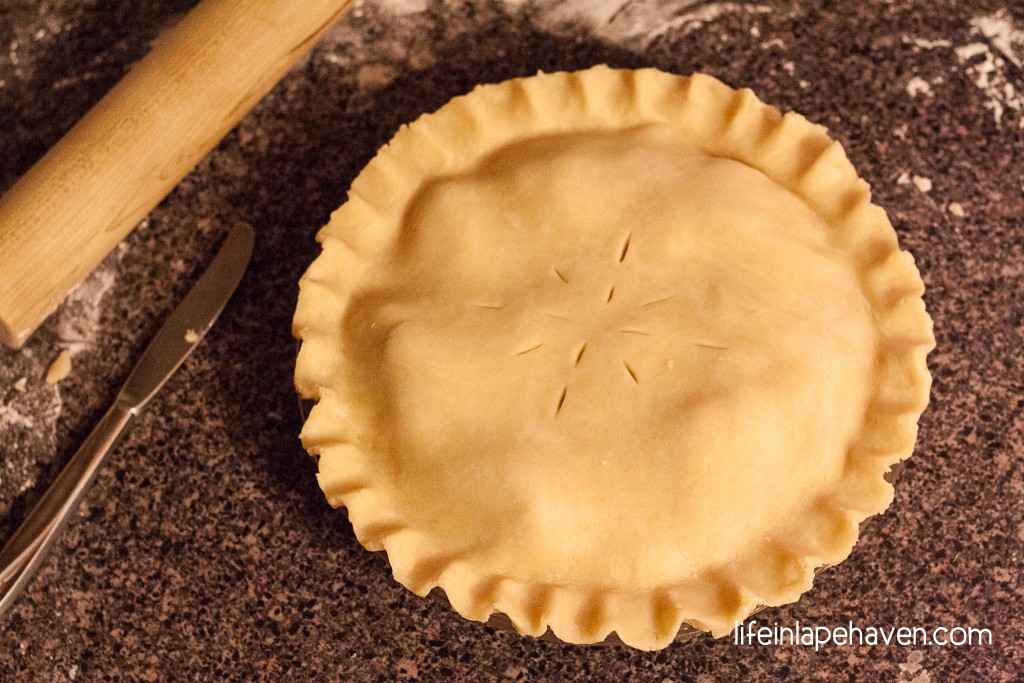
top-left (900, 649), bottom-right (925, 674)
top-left (610, 2), bottom-right (774, 46)
top-left (0, 356), bottom-right (62, 513)
top-left (0, 250), bottom-right (118, 514)
top-left (956, 11), bottom-right (1024, 127)
top-left (0, 404), bottom-right (34, 430)
top-left (948, 202), bottom-right (966, 217)
top-left (534, 0), bottom-right (626, 26)
top-left (320, 0), bottom-right (437, 99)
top-left (385, 0), bottom-right (429, 15)
top-left (58, 260), bottom-right (117, 356)
top-left (906, 76), bottom-right (932, 98)
top-left (973, 9), bottom-right (1024, 68)
top-left (904, 13), bottom-right (1024, 127)
top-left (896, 173), bottom-right (932, 194)
top-left (903, 36), bottom-right (952, 50)
top-left (500, 0), bottom-right (773, 47)
top-left (899, 650), bottom-right (931, 682)
top-left (330, 0), bottom-right (780, 109)
top-left (957, 43), bottom-right (989, 61)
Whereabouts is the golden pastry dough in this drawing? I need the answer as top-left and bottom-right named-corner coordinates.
top-left (45, 350), bottom-right (72, 385)
top-left (293, 66), bottom-right (934, 650)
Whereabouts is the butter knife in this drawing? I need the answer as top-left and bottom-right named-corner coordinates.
top-left (0, 222), bottom-right (254, 618)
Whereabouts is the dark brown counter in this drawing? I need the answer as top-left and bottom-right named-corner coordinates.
top-left (0, 1), bottom-right (1021, 680)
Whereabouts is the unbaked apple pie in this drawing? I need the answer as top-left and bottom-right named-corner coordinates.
top-left (293, 66), bottom-right (934, 650)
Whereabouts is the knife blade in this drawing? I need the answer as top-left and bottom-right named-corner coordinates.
top-left (118, 222), bottom-right (254, 409)
top-left (0, 221), bottom-right (254, 619)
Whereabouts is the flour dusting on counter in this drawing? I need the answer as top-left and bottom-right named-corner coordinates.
top-left (0, 352), bottom-right (62, 516)
top-left (535, 0), bottom-right (774, 46)
top-left (327, 0), bottom-right (778, 102)
top-left (912, 175), bottom-right (933, 193)
top-left (0, 255), bottom-right (118, 515)
top-left (57, 261), bottom-right (117, 356)
top-left (372, 0), bottom-right (776, 48)
top-left (385, 0), bottom-right (428, 15)
top-left (0, 404), bottom-right (34, 430)
top-left (906, 76), bottom-right (932, 98)
top-left (956, 10), bottom-right (1024, 127)
top-left (903, 36), bottom-right (952, 50)
top-left (973, 9), bottom-right (1024, 68)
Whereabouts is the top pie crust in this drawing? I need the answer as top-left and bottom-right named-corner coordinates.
top-left (293, 66), bottom-right (934, 650)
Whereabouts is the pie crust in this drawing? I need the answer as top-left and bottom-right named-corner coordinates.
top-left (293, 66), bottom-right (934, 650)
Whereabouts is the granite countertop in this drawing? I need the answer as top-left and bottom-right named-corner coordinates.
top-left (0, 0), bottom-right (1022, 680)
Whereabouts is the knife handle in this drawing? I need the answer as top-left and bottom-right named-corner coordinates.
top-left (0, 403), bottom-right (133, 617)
top-left (0, 0), bottom-right (353, 348)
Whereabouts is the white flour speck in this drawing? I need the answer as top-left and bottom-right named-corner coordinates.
top-left (956, 42), bottom-right (989, 61)
top-left (385, 0), bottom-right (428, 15)
top-left (948, 202), bottom-right (966, 217)
top-left (906, 76), bottom-right (932, 97)
top-left (912, 176), bottom-right (933, 193)
top-left (903, 36), bottom-right (952, 50)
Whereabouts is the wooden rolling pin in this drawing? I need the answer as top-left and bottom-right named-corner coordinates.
top-left (0, 0), bottom-right (355, 348)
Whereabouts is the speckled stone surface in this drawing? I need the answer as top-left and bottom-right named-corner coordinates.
top-left (0, 0), bottom-right (1021, 680)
